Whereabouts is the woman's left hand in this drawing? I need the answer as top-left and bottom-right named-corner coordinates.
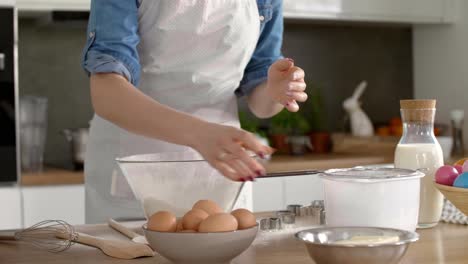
top-left (266, 58), bottom-right (307, 112)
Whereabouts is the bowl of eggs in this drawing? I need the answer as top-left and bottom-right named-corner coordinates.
top-left (143, 199), bottom-right (258, 264)
top-left (434, 158), bottom-right (468, 215)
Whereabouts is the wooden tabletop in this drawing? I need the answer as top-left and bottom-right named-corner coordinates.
top-left (1, 214), bottom-right (467, 264)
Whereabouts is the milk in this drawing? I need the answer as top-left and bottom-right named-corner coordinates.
top-left (394, 143), bottom-right (444, 228)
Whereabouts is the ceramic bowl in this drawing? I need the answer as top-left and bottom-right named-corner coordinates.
top-left (296, 226), bottom-right (419, 264)
top-left (143, 224), bottom-right (258, 264)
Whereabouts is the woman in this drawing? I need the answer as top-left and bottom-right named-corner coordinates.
top-left (82, 0), bottom-right (307, 223)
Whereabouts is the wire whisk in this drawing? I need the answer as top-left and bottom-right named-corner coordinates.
top-left (0, 220), bottom-right (78, 253)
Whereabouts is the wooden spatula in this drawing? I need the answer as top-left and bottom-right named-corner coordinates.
top-left (57, 231), bottom-right (154, 259)
top-left (108, 218), bottom-right (149, 244)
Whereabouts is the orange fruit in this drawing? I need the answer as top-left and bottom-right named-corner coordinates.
top-left (376, 126), bottom-right (391, 137)
top-left (389, 117), bottom-right (402, 127)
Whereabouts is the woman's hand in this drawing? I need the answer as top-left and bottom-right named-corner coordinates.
top-left (190, 121), bottom-right (274, 182)
top-left (266, 58), bottom-right (307, 112)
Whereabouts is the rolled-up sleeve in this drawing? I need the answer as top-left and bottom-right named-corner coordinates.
top-left (236, 0), bottom-right (284, 97)
top-left (81, 0), bottom-right (141, 86)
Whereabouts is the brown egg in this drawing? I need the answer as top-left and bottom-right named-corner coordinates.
top-left (198, 213), bottom-right (238, 233)
top-left (182, 209), bottom-right (209, 231)
top-left (193, 200), bottom-right (223, 215)
top-left (231, 208), bottom-right (257, 230)
top-left (147, 211), bottom-right (177, 232)
top-left (176, 220), bottom-right (184, 232)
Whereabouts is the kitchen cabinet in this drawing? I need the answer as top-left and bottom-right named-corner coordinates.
top-left (283, 0), bottom-right (457, 24)
top-left (252, 176), bottom-right (324, 212)
top-left (14, 0), bottom-right (456, 24)
top-left (21, 185), bottom-right (85, 227)
top-left (0, 186), bottom-right (22, 230)
top-left (252, 177), bottom-right (285, 212)
top-left (16, 0), bottom-right (90, 11)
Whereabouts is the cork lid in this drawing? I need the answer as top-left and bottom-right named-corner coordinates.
top-left (400, 99), bottom-right (436, 122)
top-left (400, 99), bottom-right (436, 109)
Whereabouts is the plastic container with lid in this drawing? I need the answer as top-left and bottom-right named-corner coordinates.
top-left (320, 167), bottom-right (424, 231)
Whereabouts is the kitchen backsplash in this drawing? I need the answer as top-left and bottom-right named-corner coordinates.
top-left (18, 17), bottom-right (413, 168)
top-left (19, 18), bottom-right (92, 168)
top-left (280, 21), bottom-right (413, 131)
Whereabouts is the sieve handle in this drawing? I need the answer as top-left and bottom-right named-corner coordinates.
top-left (262, 170), bottom-right (322, 178)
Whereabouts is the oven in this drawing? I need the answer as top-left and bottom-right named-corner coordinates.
top-left (0, 1), bottom-right (19, 184)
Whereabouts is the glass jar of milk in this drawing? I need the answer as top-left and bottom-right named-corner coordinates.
top-left (394, 100), bottom-right (444, 228)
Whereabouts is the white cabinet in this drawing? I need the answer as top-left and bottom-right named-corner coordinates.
top-left (0, 186), bottom-right (22, 230)
top-left (252, 177), bottom-right (286, 212)
top-left (283, 0), bottom-right (457, 24)
top-left (22, 185), bottom-right (85, 227)
top-left (252, 176), bottom-right (324, 212)
top-left (14, 0), bottom-right (456, 24)
top-left (284, 175), bottom-right (323, 207)
top-left (16, 0), bottom-right (90, 11)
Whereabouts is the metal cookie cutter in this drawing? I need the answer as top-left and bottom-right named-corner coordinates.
top-left (286, 204), bottom-right (302, 216)
top-left (311, 200), bottom-right (326, 225)
top-left (276, 210), bottom-right (296, 225)
top-left (260, 217), bottom-right (282, 231)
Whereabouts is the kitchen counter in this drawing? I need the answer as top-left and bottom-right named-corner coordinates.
top-left (1, 214), bottom-right (467, 264)
top-left (264, 153), bottom-right (393, 172)
top-left (19, 153), bottom-right (393, 186)
top-left (21, 168), bottom-right (84, 186)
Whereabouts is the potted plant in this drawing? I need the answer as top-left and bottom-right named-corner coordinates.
top-left (305, 85), bottom-right (331, 153)
top-left (269, 109), bottom-right (312, 155)
top-left (268, 110), bottom-right (293, 154)
top-left (238, 111), bottom-right (269, 146)
top-left (287, 112), bottom-right (312, 155)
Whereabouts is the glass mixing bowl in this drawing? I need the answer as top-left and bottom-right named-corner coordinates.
top-left (116, 151), bottom-right (245, 218)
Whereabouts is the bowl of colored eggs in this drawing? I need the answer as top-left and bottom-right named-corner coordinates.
top-left (434, 158), bottom-right (468, 215)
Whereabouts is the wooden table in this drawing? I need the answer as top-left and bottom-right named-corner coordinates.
top-left (1, 214), bottom-right (467, 264)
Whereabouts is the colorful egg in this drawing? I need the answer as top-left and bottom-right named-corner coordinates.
top-left (463, 161), bottom-right (468, 173)
top-left (435, 165), bottom-right (460, 186)
top-left (454, 165), bottom-right (464, 174)
top-left (453, 172), bottom-right (468, 188)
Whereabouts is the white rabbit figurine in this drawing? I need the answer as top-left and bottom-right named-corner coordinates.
top-left (343, 81), bottom-right (374, 137)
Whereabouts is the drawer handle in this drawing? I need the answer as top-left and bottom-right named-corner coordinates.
top-left (0, 53), bottom-right (4, 71)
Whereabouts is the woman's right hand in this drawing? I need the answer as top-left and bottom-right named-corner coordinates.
top-left (189, 121), bottom-right (274, 182)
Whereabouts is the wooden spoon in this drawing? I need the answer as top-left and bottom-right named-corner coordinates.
top-left (56, 231), bottom-right (154, 259)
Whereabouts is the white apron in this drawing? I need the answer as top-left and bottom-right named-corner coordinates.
top-left (85, 0), bottom-right (261, 223)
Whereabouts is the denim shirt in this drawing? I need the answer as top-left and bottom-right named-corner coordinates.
top-left (82, 0), bottom-right (283, 97)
